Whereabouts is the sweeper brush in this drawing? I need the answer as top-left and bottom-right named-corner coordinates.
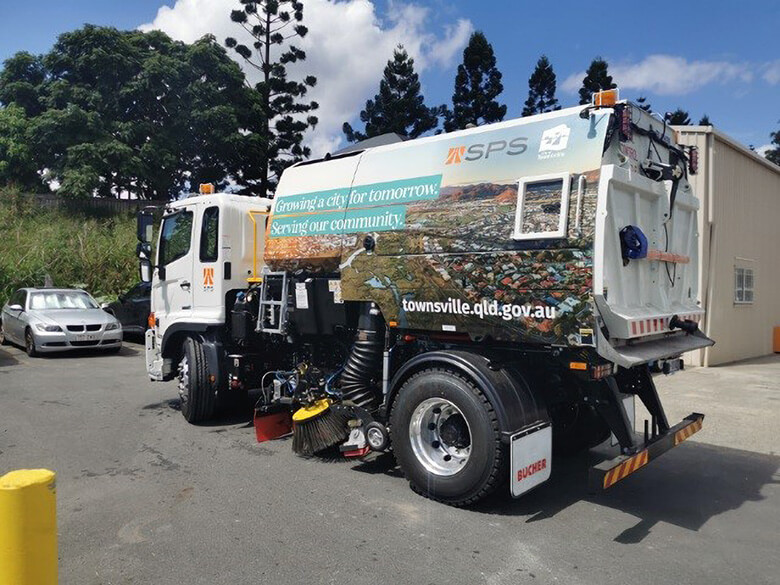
top-left (291, 399), bottom-right (351, 456)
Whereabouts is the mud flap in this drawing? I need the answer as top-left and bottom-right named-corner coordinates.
top-left (510, 422), bottom-right (552, 497)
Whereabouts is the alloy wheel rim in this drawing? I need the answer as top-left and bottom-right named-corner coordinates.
top-left (409, 397), bottom-right (472, 476)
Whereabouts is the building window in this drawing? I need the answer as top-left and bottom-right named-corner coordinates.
top-left (734, 267), bottom-right (754, 304)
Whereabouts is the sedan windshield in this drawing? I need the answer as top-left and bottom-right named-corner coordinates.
top-left (29, 291), bottom-right (99, 310)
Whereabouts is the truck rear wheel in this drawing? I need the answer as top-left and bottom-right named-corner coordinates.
top-left (178, 337), bottom-right (216, 423)
top-left (390, 368), bottom-right (506, 506)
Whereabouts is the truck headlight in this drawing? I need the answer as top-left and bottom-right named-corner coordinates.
top-left (35, 324), bottom-right (62, 332)
top-left (105, 322), bottom-right (119, 331)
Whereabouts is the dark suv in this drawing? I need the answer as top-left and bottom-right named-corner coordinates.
top-left (104, 282), bottom-right (150, 335)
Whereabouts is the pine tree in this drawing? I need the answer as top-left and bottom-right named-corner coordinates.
top-left (521, 55), bottom-right (560, 117)
top-left (766, 125), bottom-right (780, 166)
top-left (698, 114), bottom-right (712, 125)
top-left (667, 109), bottom-right (691, 125)
top-left (442, 32), bottom-right (506, 132)
top-left (225, 0), bottom-right (318, 196)
top-left (343, 46), bottom-right (440, 142)
top-left (578, 57), bottom-right (617, 105)
top-left (636, 96), bottom-right (652, 112)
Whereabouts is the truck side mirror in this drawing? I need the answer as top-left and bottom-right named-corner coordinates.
top-left (139, 259), bottom-right (153, 283)
top-left (137, 209), bottom-right (155, 243)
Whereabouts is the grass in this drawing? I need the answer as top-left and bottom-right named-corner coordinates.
top-left (0, 188), bottom-right (140, 307)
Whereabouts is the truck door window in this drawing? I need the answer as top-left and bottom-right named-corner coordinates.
top-left (512, 173), bottom-right (571, 240)
top-left (200, 206), bottom-right (219, 262)
top-left (158, 210), bottom-right (194, 266)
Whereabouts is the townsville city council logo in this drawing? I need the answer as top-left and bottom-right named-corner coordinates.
top-left (538, 124), bottom-right (571, 160)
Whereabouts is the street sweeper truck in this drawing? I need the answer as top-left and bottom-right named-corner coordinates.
top-left (136, 91), bottom-right (713, 506)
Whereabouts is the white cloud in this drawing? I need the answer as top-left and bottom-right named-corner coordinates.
top-left (140, 0), bottom-right (472, 157)
top-left (756, 144), bottom-right (773, 158)
top-left (763, 60), bottom-right (780, 85)
top-left (561, 54), bottom-right (753, 95)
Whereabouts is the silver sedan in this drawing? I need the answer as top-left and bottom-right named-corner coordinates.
top-left (0, 288), bottom-right (122, 356)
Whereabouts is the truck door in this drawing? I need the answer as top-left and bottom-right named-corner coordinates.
top-left (154, 207), bottom-right (195, 333)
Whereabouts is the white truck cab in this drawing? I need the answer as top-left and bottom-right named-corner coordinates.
top-left (140, 190), bottom-right (271, 383)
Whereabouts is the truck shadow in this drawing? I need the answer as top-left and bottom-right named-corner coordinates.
top-left (476, 441), bottom-right (779, 543)
top-left (351, 441), bottom-right (779, 542)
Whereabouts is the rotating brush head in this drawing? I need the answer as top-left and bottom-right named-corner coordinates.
top-left (291, 399), bottom-right (351, 456)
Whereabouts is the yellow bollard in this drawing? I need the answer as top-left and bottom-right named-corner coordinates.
top-left (0, 469), bottom-right (58, 585)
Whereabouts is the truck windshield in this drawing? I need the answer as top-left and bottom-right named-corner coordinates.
top-left (29, 291), bottom-right (98, 310)
top-left (158, 210), bottom-right (193, 266)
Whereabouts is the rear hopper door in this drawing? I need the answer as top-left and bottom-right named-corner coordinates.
top-left (593, 165), bottom-right (712, 363)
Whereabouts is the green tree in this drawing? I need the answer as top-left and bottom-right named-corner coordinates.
top-left (225, 0), bottom-right (318, 196)
top-left (636, 96), bottom-right (652, 112)
top-left (442, 32), bottom-right (505, 132)
top-left (667, 109), bottom-right (691, 125)
top-left (578, 57), bottom-right (616, 105)
top-left (766, 125), bottom-right (780, 166)
top-left (0, 104), bottom-right (41, 190)
top-left (522, 55), bottom-right (560, 117)
top-left (344, 46), bottom-right (440, 142)
top-left (0, 25), bottom-right (256, 199)
top-left (0, 52), bottom-right (46, 116)
top-left (698, 114), bottom-right (712, 125)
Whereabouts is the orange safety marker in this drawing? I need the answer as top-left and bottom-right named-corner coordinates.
top-left (674, 417), bottom-right (703, 445)
top-left (602, 450), bottom-right (649, 489)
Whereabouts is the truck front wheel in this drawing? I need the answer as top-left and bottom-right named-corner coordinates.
top-left (178, 337), bottom-right (217, 423)
top-left (390, 368), bottom-right (506, 506)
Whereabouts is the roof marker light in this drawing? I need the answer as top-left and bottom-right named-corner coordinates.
top-left (593, 88), bottom-right (619, 107)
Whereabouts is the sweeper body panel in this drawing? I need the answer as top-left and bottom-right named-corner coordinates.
top-left (137, 95), bottom-right (713, 506)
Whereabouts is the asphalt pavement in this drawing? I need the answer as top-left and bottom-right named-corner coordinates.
top-left (0, 341), bottom-right (778, 585)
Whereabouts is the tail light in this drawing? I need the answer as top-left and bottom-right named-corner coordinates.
top-left (688, 146), bottom-right (698, 175)
top-left (591, 363), bottom-right (614, 380)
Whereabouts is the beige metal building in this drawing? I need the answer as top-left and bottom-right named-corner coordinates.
top-left (675, 126), bottom-right (780, 366)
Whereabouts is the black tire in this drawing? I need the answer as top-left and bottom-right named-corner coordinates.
top-left (551, 402), bottom-right (610, 456)
top-left (390, 368), bottom-right (506, 507)
top-left (179, 337), bottom-right (217, 423)
top-left (24, 328), bottom-right (39, 358)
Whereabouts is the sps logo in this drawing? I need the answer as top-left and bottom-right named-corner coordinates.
top-left (538, 124), bottom-right (570, 159)
top-left (203, 267), bottom-right (215, 290)
top-left (445, 137), bottom-right (528, 165)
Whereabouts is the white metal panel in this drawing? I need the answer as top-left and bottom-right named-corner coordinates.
top-left (594, 165), bottom-right (704, 341)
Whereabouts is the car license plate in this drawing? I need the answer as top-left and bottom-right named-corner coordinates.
top-left (74, 334), bottom-right (98, 342)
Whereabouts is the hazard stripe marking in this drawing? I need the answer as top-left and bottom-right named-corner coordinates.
top-left (674, 419), bottom-right (703, 445)
top-left (603, 450), bottom-right (649, 489)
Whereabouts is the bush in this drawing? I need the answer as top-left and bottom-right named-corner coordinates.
top-left (0, 189), bottom-right (139, 306)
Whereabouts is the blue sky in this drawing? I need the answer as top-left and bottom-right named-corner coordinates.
top-left (1, 0), bottom-right (778, 153)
